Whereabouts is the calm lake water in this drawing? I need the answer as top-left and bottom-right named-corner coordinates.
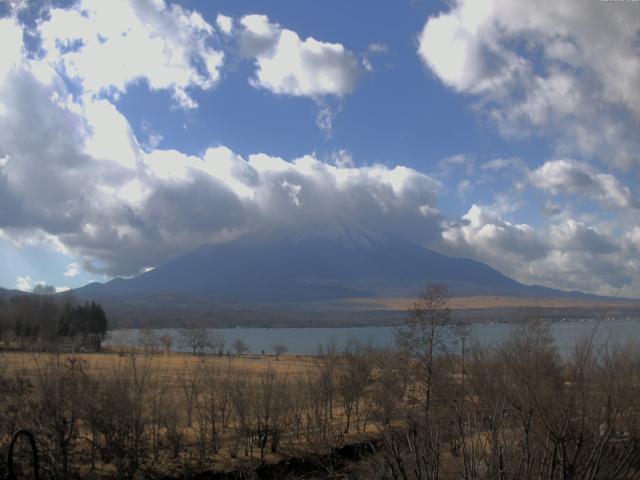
top-left (105, 317), bottom-right (640, 356)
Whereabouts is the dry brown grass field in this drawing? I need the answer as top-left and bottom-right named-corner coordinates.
top-left (0, 348), bottom-right (382, 479)
top-left (352, 295), bottom-right (640, 310)
top-left (1, 350), bottom-right (316, 378)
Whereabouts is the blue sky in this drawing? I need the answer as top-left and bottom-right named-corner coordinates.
top-left (1, 0), bottom-right (639, 297)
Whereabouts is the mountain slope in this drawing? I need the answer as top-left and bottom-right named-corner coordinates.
top-left (73, 224), bottom-right (597, 303)
top-left (0, 287), bottom-right (25, 301)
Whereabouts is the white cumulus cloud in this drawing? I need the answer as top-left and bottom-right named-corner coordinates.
top-left (440, 204), bottom-right (639, 296)
top-left (239, 14), bottom-right (360, 98)
top-left (15, 275), bottom-right (33, 292)
top-left (64, 262), bottom-right (80, 278)
top-left (418, 0), bottom-right (640, 169)
top-left (39, 0), bottom-right (224, 109)
top-left (216, 14), bottom-right (233, 36)
top-left (0, 22), bottom-right (441, 277)
top-left (530, 160), bottom-right (638, 209)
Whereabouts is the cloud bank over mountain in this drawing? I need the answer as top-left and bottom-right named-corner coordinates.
top-left (418, 0), bottom-right (640, 296)
top-left (0, 0), bottom-right (639, 297)
top-left (0, 14), bottom-right (439, 277)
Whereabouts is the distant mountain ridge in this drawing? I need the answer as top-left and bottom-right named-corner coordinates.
top-left (72, 223), bottom-right (607, 303)
top-left (0, 287), bottom-right (25, 300)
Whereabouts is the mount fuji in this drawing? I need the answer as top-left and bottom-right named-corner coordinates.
top-left (73, 223), bottom-right (594, 303)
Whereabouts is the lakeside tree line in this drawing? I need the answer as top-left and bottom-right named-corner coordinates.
top-left (1, 285), bottom-right (640, 479)
top-left (0, 287), bottom-right (108, 351)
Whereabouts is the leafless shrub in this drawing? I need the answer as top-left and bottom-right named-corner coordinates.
top-left (0, 356), bottom-right (32, 479)
top-left (233, 338), bottom-right (250, 356)
top-left (273, 343), bottom-right (288, 357)
top-left (180, 322), bottom-right (212, 355)
top-left (29, 355), bottom-right (89, 477)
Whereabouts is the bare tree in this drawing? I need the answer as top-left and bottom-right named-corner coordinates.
top-left (199, 359), bottom-right (227, 454)
top-left (32, 284), bottom-right (56, 296)
top-left (178, 360), bottom-right (202, 428)
top-left (82, 351), bottom-right (155, 479)
top-left (180, 322), bottom-right (211, 355)
top-left (395, 283), bottom-right (452, 418)
top-left (312, 341), bottom-right (341, 446)
top-left (230, 374), bottom-right (253, 457)
top-left (139, 329), bottom-right (159, 354)
top-left (273, 343), bottom-right (288, 357)
top-left (378, 284), bottom-right (456, 480)
top-left (211, 330), bottom-right (226, 356)
top-left (32, 355), bottom-right (88, 477)
top-left (337, 338), bottom-right (372, 433)
top-left (232, 338), bottom-right (249, 356)
top-left (253, 368), bottom-right (290, 460)
top-left (0, 359), bottom-right (32, 479)
top-left (158, 334), bottom-right (172, 355)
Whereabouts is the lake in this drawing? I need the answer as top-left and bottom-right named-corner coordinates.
top-left (105, 317), bottom-right (640, 356)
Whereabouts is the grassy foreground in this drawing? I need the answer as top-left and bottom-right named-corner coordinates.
top-left (0, 347), bottom-right (380, 479)
top-left (3, 313), bottom-right (640, 479)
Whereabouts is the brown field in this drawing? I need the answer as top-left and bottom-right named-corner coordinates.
top-left (1, 350), bottom-right (316, 378)
top-left (0, 349), bottom-right (380, 478)
top-left (349, 295), bottom-right (640, 310)
top-left (3, 309), bottom-right (640, 479)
